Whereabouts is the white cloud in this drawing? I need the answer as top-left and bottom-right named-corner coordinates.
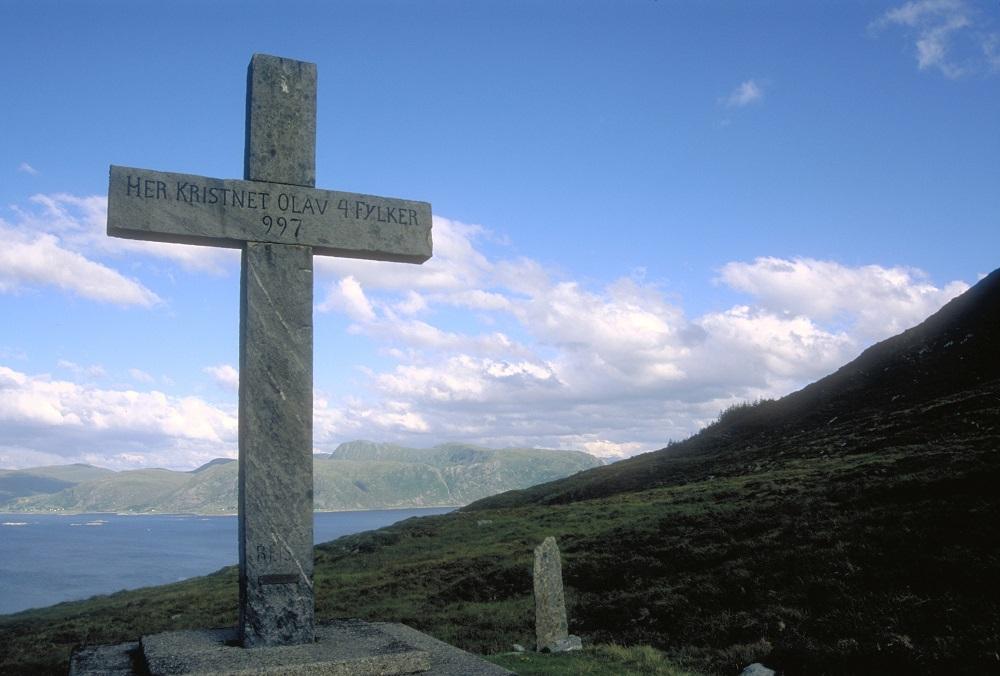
top-left (725, 79), bottom-right (764, 107)
top-left (0, 221), bottom-right (161, 307)
top-left (203, 364), bottom-right (239, 393)
top-left (129, 368), bottom-right (155, 384)
top-left (438, 289), bottom-right (510, 311)
top-left (718, 257), bottom-right (968, 341)
top-left (314, 216), bottom-right (491, 293)
top-left (317, 275), bottom-right (376, 321)
top-left (694, 306), bottom-right (853, 384)
top-left (873, 0), bottom-right (998, 78)
top-left (576, 439), bottom-right (645, 459)
top-left (305, 219), bottom-right (969, 460)
top-left (392, 291), bottom-right (427, 315)
top-left (57, 360), bottom-right (107, 379)
top-left (0, 190), bottom-right (243, 307)
top-left (312, 393), bottom-right (429, 442)
top-left (0, 365), bottom-right (236, 470)
top-left (17, 162), bottom-right (39, 176)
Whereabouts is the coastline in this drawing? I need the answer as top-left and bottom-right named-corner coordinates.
top-left (0, 504), bottom-right (462, 518)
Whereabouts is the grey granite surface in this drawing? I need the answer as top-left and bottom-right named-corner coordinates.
top-left (237, 53), bottom-right (318, 648)
top-left (69, 621), bottom-right (513, 676)
top-left (107, 166), bottom-right (432, 263)
top-left (533, 536), bottom-right (569, 651)
top-left (238, 242), bottom-right (315, 647)
top-left (245, 54), bottom-right (317, 188)
top-left (141, 622), bottom-right (429, 675)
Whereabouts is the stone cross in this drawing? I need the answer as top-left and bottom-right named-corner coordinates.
top-left (106, 54), bottom-right (432, 648)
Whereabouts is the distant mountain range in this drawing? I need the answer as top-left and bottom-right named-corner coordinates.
top-left (0, 441), bottom-right (601, 514)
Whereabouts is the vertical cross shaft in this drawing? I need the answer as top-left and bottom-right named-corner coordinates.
top-left (238, 54), bottom-right (317, 647)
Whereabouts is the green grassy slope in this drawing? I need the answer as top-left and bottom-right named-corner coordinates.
top-left (7, 469), bottom-right (190, 513)
top-left (4, 438), bottom-right (995, 674)
top-left (4, 464), bottom-right (113, 484)
top-left (0, 464), bottom-right (113, 503)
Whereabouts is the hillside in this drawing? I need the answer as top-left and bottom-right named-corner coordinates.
top-left (1, 271), bottom-right (997, 675)
top-left (0, 443), bottom-right (601, 514)
top-left (0, 464), bottom-right (112, 503)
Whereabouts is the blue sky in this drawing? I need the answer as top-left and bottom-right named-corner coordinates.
top-left (1, 0), bottom-right (998, 470)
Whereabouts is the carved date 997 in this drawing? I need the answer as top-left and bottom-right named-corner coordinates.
top-left (262, 214), bottom-right (302, 238)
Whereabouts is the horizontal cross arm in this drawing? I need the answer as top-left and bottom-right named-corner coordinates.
top-left (107, 165), bottom-right (432, 263)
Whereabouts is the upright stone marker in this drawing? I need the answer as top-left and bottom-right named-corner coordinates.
top-left (533, 536), bottom-right (581, 653)
top-left (533, 537), bottom-right (567, 650)
top-left (107, 54), bottom-right (432, 648)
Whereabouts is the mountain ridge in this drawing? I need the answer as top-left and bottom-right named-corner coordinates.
top-left (0, 442), bottom-right (601, 514)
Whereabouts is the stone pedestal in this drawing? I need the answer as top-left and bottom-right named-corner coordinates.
top-left (69, 620), bottom-right (513, 676)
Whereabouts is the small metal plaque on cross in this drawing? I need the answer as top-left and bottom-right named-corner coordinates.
top-left (106, 53), bottom-right (432, 648)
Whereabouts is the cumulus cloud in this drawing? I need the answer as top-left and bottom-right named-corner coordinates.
top-left (718, 257), bottom-right (969, 341)
top-left (314, 216), bottom-right (491, 293)
top-left (204, 364), bottom-right (240, 393)
top-left (306, 222), bottom-right (967, 460)
top-left (0, 220), bottom-right (161, 307)
top-left (725, 79), bottom-right (764, 107)
top-left (873, 0), bottom-right (999, 77)
top-left (0, 365), bottom-right (236, 470)
top-left (17, 162), bottom-right (39, 176)
top-left (317, 275), bottom-right (376, 321)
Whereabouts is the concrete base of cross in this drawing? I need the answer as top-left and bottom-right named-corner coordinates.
top-left (69, 619), bottom-right (512, 676)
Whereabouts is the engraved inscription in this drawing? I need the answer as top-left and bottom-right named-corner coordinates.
top-left (109, 165), bottom-right (433, 263)
top-left (262, 215), bottom-right (302, 238)
top-left (121, 170), bottom-right (422, 241)
top-left (336, 199), bottom-right (419, 226)
top-left (256, 543), bottom-right (294, 564)
top-left (259, 574), bottom-right (299, 586)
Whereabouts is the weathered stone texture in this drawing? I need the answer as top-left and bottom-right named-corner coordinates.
top-left (245, 54), bottom-right (316, 187)
top-left (70, 622), bottom-right (514, 676)
top-left (238, 53), bottom-right (317, 648)
top-left (238, 241), bottom-right (315, 647)
top-left (69, 642), bottom-right (140, 676)
top-left (533, 536), bottom-right (569, 651)
top-left (141, 622), bottom-right (428, 675)
top-left (106, 166), bottom-right (432, 262)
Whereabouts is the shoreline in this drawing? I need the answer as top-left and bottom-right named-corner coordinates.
top-left (0, 505), bottom-right (461, 518)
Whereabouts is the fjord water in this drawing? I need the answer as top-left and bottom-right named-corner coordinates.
top-left (0, 508), bottom-right (451, 615)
